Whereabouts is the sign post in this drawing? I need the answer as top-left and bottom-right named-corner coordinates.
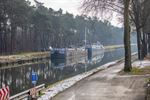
top-left (31, 71), bottom-right (38, 85)
top-left (30, 71), bottom-right (38, 98)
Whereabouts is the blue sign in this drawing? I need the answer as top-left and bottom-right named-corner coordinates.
top-left (31, 71), bottom-right (38, 85)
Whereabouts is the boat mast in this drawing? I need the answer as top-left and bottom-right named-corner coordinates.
top-left (85, 27), bottom-right (87, 48)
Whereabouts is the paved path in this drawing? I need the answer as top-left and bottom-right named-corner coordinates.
top-left (51, 62), bottom-right (148, 100)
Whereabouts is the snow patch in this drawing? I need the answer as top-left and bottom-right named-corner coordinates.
top-left (38, 61), bottom-right (118, 100)
top-left (132, 60), bottom-right (150, 68)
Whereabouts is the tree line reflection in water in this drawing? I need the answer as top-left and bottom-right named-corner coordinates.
top-left (0, 47), bottom-right (137, 96)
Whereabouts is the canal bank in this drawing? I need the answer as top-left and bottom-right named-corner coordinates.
top-left (0, 52), bottom-right (50, 67)
top-left (38, 53), bottom-right (138, 100)
top-left (0, 44), bottom-right (134, 68)
top-left (50, 65), bottom-right (148, 100)
top-left (45, 55), bottom-right (150, 100)
top-left (0, 46), bottom-right (137, 98)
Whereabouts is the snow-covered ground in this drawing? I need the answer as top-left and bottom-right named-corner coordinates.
top-left (38, 61), bottom-right (118, 100)
top-left (132, 60), bottom-right (150, 68)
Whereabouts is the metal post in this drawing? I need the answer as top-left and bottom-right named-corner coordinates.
top-left (85, 27), bottom-right (87, 49)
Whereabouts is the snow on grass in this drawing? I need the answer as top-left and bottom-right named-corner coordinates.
top-left (132, 60), bottom-right (150, 68)
top-left (38, 61), bottom-right (118, 100)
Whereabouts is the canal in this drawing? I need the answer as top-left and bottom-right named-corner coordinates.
top-left (0, 46), bottom-right (137, 96)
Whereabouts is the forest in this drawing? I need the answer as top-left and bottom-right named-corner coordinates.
top-left (0, 0), bottom-right (136, 55)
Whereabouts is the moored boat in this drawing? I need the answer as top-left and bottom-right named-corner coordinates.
top-left (51, 48), bottom-right (66, 59)
top-left (86, 43), bottom-right (105, 60)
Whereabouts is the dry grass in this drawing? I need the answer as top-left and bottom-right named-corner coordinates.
top-left (119, 66), bottom-right (150, 75)
top-left (0, 52), bottom-right (49, 63)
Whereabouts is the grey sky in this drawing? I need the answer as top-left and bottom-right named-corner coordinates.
top-left (29, 0), bottom-right (121, 27)
top-left (30, 0), bottom-right (82, 15)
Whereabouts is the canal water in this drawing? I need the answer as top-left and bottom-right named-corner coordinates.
top-left (0, 47), bottom-right (137, 96)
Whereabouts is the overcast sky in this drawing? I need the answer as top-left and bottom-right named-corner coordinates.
top-left (29, 0), bottom-right (121, 27)
top-left (30, 0), bottom-right (82, 15)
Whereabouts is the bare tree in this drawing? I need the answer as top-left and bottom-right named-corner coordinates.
top-left (130, 0), bottom-right (150, 60)
top-left (81, 0), bottom-right (132, 71)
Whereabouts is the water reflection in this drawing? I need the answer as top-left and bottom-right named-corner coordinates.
top-left (0, 47), bottom-right (136, 96)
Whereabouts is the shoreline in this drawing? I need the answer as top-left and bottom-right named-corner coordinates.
top-left (38, 60), bottom-right (123, 100)
top-left (0, 45), bottom-right (128, 68)
top-left (0, 52), bottom-right (50, 67)
top-left (38, 52), bottom-right (137, 100)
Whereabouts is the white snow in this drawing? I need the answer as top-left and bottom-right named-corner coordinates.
top-left (38, 61), bottom-right (119, 100)
top-left (132, 60), bottom-right (150, 68)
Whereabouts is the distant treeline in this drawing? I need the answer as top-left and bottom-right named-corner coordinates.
top-left (0, 0), bottom-right (136, 55)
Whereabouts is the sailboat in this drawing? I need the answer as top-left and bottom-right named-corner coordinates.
top-left (84, 27), bottom-right (105, 60)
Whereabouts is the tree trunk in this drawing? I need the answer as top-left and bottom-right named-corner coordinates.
top-left (136, 28), bottom-right (143, 60)
top-left (148, 34), bottom-right (150, 53)
top-left (10, 22), bottom-right (16, 54)
top-left (142, 32), bottom-right (147, 58)
top-left (124, 0), bottom-right (132, 72)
